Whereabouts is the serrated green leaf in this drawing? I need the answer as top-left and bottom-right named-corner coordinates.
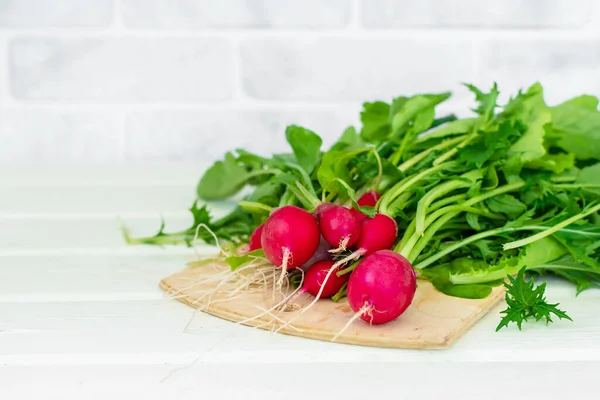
top-left (496, 267), bottom-right (572, 331)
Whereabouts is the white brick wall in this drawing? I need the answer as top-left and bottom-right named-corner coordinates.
top-left (0, 0), bottom-right (597, 164)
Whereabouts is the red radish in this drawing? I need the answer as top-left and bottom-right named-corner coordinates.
top-left (317, 204), bottom-right (361, 250)
top-left (303, 260), bottom-right (349, 298)
top-left (261, 205), bottom-right (320, 282)
top-left (247, 224), bottom-right (264, 251)
top-left (314, 202), bottom-right (335, 217)
top-left (274, 213), bottom-right (398, 332)
top-left (355, 213), bottom-right (398, 255)
top-left (350, 190), bottom-right (381, 222)
top-left (346, 250), bottom-right (416, 325)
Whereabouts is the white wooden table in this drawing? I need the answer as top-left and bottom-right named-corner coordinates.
top-left (1, 164), bottom-right (598, 400)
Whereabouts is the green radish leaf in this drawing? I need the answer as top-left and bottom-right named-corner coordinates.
top-left (421, 264), bottom-right (496, 300)
top-left (496, 268), bottom-right (572, 331)
top-left (551, 223), bottom-right (600, 269)
top-left (559, 94), bottom-right (599, 110)
top-left (360, 101), bottom-right (392, 142)
top-left (412, 106), bottom-right (435, 135)
top-left (465, 83), bottom-right (499, 124)
top-left (285, 125), bottom-right (323, 174)
top-left (532, 254), bottom-right (600, 295)
top-left (247, 178), bottom-right (284, 205)
top-left (506, 83), bottom-right (551, 163)
top-left (485, 194), bottom-right (527, 219)
top-left (197, 152), bottom-right (253, 200)
top-left (459, 121), bottom-right (521, 168)
top-left (466, 213), bottom-right (482, 231)
top-left (525, 153), bottom-right (575, 174)
top-left (330, 126), bottom-right (365, 151)
top-left (550, 101), bottom-right (600, 160)
top-left (448, 237), bottom-right (568, 285)
top-left (471, 239), bottom-right (498, 262)
top-left (225, 249), bottom-right (266, 270)
top-left (327, 177), bottom-right (376, 218)
top-left (317, 150), bottom-right (356, 194)
top-left (482, 166), bottom-right (499, 190)
top-left (574, 163), bottom-right (600, 196)
top-left (419, 118), bottom-right (477, 141)
top-left (391, 92), bottom-right (452, 134)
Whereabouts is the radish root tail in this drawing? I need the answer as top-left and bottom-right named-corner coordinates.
top-left (274, 249), bottom-right (364, 333)
top-left (328, 236), bottom-right (351, 254)
top-left (331, 302), bottom-right (373, 342)
top-left (276, 247), bottom-right (292, 287)
top-left (235, 268), bottom-right (305, 326)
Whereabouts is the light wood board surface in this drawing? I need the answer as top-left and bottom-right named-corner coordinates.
top-left (160, 261), bottom-right (506, 349)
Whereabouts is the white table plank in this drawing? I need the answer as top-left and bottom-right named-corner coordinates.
top-left (0, 217), bottom-right (198, 251)
top-left (0, 254), bottom-right (203, 301)
top-left (0, 280), bottom-right (599, 364)
top-left (0, 185), bottom-right (198, 215)
top-left (0, 164), bottom-right (205, 185)
top-left (0, 363), bottom-right (594, 400)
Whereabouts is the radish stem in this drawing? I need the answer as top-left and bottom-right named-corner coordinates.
top-left (398, 134), bottom-right (466, 172)
top-left (503, 203), bottom-right (600, 250)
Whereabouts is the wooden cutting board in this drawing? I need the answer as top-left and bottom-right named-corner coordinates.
top-left (160, 260), bottom-right (505, 349)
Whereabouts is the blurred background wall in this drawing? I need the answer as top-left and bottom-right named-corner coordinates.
top-left (0, 0), bottom-right (596, 164)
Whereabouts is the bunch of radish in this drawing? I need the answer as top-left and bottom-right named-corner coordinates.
top-left (250, 190), bottom-right (417, 329)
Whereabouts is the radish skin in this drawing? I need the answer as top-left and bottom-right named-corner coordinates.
top-left (303, 260), bottom-right (349, 298)
top-left (248, 224), bottom-right (264, 251)
top-left (356, 213), bottom-right (397, 254)
top-left (332, 213), bottom-right (399, 266)
top-left (261, 205), bottom-right (320, 283)
top-left (347, 250), bottom-right (416, 324)
top-left (317, 204), bottom-right (361, 251)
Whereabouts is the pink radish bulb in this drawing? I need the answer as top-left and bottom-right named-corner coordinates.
top-left (314, 202), bottom-right (335, 218)
top-left (356, 213), bottom-right (398, 255)
top-left (299, 213), bottom-right (398, 307)
top-left (303, 260), bottom-right (349, 298)
top-left (272, 213), bottom-right (399, 332)
top-left (248, 224), bottom-right (264, 251)
top-left (350, 190), bottom-right (381, 222)
top-left (317, 204), bottom-right (361, 249)
top-left (261, 205), bottom-right (320, 272)
top-left (347, 250), bottom-right (416, 325)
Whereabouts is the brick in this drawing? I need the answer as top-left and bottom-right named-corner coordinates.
top-left (241, 38), bottom-right (475, 101)
top-left (362, 0), bottom-right (591, 28)
top-left (0, 0), bottom-right (113, 28)
top-left (124, 108), bottom-right (358, 162)
top-left (121, 0), bottom-right (351, 29)
top-left (477, 40), bottom-right (600, 105)
top-left (0, 109), bottom-right (120, 163)
top-left (9, 38), bottom-right (233, 103)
